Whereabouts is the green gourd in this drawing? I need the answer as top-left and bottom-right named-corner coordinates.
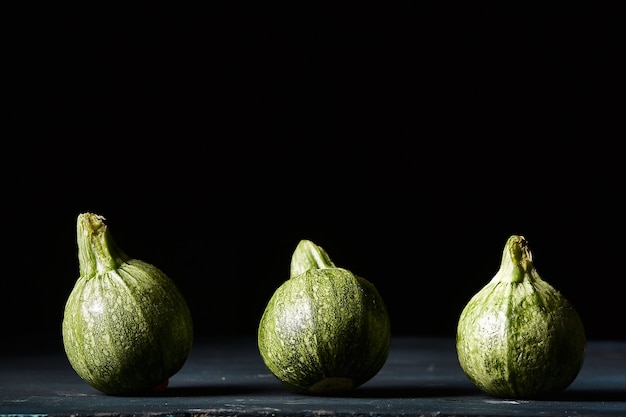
top-left (62, 213), bottom-right (193, 395)
top-left (456, 235), bottom-right (586, 399)
top-left (258, 239), bottom-right (391, 395)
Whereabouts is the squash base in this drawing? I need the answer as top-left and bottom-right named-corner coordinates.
top-left (309, 377), bottom-right (354, 394)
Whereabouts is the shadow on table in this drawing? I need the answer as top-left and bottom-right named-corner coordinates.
top-left (347, 385), bottom-right (481, 399)
top-left (549, 389), bottom-right (626, 402)
top-left (153, 384), bottom-right (626, 401)
top-left (159, 385), bottom-right (276, 397)
top-left (159, 384), bottom-right (481, 399)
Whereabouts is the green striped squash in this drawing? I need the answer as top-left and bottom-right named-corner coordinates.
top-left (258, 240), bottom-right (391, 395)
top-left (456, 235), bottom-right (586, 399)
top-left (62, 213), bottom-right (193, 395)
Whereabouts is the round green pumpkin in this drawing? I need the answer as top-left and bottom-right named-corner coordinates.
top-left (258, 240), bottom-right (391, 395)
top-left (62, 213), bottom-right (193, 395)
top-left (456, 235), bottom-right (586, 399)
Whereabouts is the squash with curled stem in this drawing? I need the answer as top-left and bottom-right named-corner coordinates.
top-left (258, 239), bottom-right (391, 395)
top-left (62, 213), bottom-right (193, 395)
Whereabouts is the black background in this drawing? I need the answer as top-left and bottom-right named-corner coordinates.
top-left (4, 4), bottom-right (624, 354)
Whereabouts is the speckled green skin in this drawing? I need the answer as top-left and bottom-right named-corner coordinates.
top-left (258, 240), bottom-right (391, 395)
top-left (456, 235), bottom-right (586, 399)
top-left (62, 214), bottom-right (193, 395)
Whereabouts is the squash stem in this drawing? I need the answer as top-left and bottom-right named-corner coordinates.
top-left (77, 213), bottom-right (129, 279)
top-left (290, 239), bottom-right (336, 277)
top-left (498, 235), bottom-right (534, 284)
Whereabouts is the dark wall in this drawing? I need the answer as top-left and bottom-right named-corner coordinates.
top-left (4, 5), bottom-right (624, 354)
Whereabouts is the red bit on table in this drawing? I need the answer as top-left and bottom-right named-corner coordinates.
top-left (152, 379), bottom-right (169, 392)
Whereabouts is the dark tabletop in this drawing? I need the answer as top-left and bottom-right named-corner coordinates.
top-left (1, 337), bottom-right (625, 417)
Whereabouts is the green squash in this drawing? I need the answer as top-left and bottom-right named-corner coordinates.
top-left (456, 235), bottom-right (586, 399)
top-left (62, 213), bottom-right (193, 395)
top-left (258, 239), bottom-right (391, 395)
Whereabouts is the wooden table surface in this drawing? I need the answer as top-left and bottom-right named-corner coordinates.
top-left (1, 337), bottom-right (625, 417)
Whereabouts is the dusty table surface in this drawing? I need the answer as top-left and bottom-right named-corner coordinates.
top-left (1, 337), bottom-right (625, 417)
